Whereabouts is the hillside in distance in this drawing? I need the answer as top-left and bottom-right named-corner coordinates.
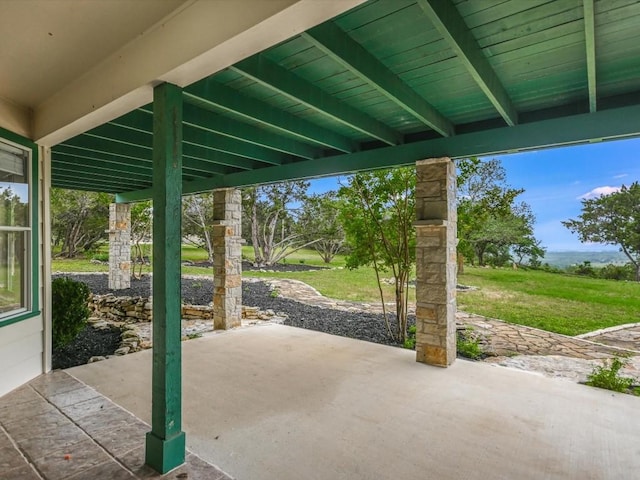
top-left (542, 251), bottom-right (628, 268)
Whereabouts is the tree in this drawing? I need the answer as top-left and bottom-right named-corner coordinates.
top-left (512, 235), bottom-right (546, 268)
top-left (338, 168), bottom-right (415, 344)
top-left (182, 193), bottom-right (215, 261)
top-left (242, 181), bottom-right (317, 266)
top-left (51, 188), bottom-right (112, 258)
top-left (297, 191), bottom-right (345, 263)
top-left (130, 201), bottom-right (152, 278)
top-left (456, 158), bottom-right (539, 267)
top-left (563, 182), bottom-right (640, 281)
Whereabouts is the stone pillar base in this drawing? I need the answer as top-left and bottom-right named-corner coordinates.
top-left (108, 203), bottom-right (131, 290)
top-left (212, 189), bottom-right (242, 330)
top-left (415, 158), bottom-right (457, 367)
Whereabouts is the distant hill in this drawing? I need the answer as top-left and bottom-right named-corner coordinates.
top-left (542, 251), bottom-right (628, 268)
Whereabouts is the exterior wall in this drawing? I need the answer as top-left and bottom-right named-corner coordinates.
top-left (0, 316), bottom-right (44, 396)
top-left (0, 139), bottom-right (47, 397)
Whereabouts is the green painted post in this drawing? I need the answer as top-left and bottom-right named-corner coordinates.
top-left (145, 82), bottom-right (186, 473)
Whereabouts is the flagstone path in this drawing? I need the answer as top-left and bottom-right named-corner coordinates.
top-left (264, 278), bottom-right (640, 383)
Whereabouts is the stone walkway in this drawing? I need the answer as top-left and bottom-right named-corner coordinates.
top-left (264, 278), bottom-right (640, 383)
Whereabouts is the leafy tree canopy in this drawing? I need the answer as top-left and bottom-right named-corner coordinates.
top-left (456, 158), bottom-right (542, 267)
top-left (563, 182), bottom-right (640, 281)
top-left (338, 167), bottom-right (415, 342)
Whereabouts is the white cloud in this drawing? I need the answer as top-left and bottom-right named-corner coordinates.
top-left (578, 186), bottom-right (621, 200)
top-left (613, 173), bottom-right (628, 179)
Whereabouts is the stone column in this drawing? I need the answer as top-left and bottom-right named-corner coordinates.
top-left (415, 158), bottom-right (457, 367)
top-left (108, 203), bottom-right (131, 290)
top-left (212, 188), bottom-right (242, 330)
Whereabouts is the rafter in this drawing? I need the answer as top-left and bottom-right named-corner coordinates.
top-left (183, 126), bottom-right (285, 165)
top-left (59, 132), bottom-right (230, 177)
top-left (52, 166), bottom-right (150, 186)
top-left (417, 0), bottom-right (518, 126)
top-left (302, 22), bottom-right (453, 137)
top-left (583, 0), bottom-right (597, 112)
top-left (53, 155), bottom-right (150, 180)
top-left (53, 146), bottom-right (152, 174)
top-left (87, 121), bottom-right (281, 169)
top-left (231, 56), bottom-right (401, 145)
top-left (130, 105), bottom-right (319, 159)
top-left (185, 81), bottom-right (355, 153)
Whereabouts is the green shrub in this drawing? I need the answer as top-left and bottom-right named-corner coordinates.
top-left (586, 357), bottom-right (637, 394)
top-left (52, 277), bottom-right (91, 348)
top-left (91, 253), bottom-right (109, 262)
top-left (403, 325), bottom-right (417, 349)
top-left (457, 328), bottom-right (484, 360)
top-left (598, 263), bottom-right (635, 281)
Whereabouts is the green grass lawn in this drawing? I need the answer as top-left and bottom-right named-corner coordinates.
top-left (52, 246), bottom-right (640, 337)
top-left (457, 267), bottom-right (640, 336)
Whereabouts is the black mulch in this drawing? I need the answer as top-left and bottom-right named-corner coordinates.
top-left (52, 325), bottom-right (122, 370)
top-left (52, 273), bottom-right (414, 368)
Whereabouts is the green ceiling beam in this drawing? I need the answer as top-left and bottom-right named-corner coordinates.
top-left (52, 159), bottom-right (150, 181)
top-left (183, 125), bottom-right (285, 165)
top-left (178, 103), bottom-right (640, 193)
top-left (185, 82), bottom-right (355, 153)
top-left (51, 167), bottom-right (151, 189)
top-left (115, 105), bottom-right (318, 159)
top-left (302, 22), bottom-right (453, 137)
top-left (71, 124), bottom-right (239, 174)
top-left (183, 104), bottom-right (318, 159)
top-left (184, 147), bottom-right (255, 171)
top-left (117, 104), bottom-right (640, 202)
top-left (417, 0), bottom-right (518, 127)
top-left (53, 181), bottom-right (119, 194)
top-left (583, 0), bottom-right (597, 113)
top-left (65, 133), bottom-right (151, 161)
top-left (116, 188), bottom-right (155, 203)
top-left (53, 148), bottom-right (152, 175)
top-left (231, 56), bottom-right (401, 145)
top-left (53, 173), bottom-right (148, 192)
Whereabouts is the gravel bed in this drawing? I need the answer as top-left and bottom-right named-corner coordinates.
top-left (184, 261), bottom-right (328, 273)
top-left (54, 273), bottom-right (411, 349)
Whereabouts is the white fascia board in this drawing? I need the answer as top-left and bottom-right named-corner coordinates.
top-left (34, 0), bottom-right (366, 146)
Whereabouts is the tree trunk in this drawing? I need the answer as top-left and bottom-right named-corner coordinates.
top-left (250, 201), bottom-right (262, 265)
top-left (395, 269), bottom-right (408, 343)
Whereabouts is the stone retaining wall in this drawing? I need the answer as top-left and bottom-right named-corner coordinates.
top-left (89, 294), bottom-right (274, 323)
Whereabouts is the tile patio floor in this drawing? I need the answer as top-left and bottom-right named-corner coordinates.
top-left (0, 371), bottom-right (231, 480)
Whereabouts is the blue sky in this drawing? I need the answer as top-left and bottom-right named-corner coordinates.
top-left (308, 136), bottom-right (640, 252)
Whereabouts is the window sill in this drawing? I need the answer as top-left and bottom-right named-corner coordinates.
top-left (0, 310), bottom-right (41, 328)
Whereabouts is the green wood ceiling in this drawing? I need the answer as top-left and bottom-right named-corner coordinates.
top-left (51, 0), bottom-right (640, 198)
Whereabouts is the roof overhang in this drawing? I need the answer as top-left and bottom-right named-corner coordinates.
top-left (3, 0), bottom-right (640, 197)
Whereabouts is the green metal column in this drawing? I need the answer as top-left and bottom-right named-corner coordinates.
top-left (145, 82), bottom-right (186, 473)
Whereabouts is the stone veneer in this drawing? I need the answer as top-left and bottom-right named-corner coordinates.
top-left (414, 158), bottom-right (457, 367)
top-left (108, 203), bottom-right (131, 290)
top-left (212, 189), bottom-right (242, 330)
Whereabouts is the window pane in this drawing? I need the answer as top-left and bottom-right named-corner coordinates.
top-left (0, 231), bottom-right (26, 313)
top-left (0, 141), bottom-right (28, 228)
top-left (0, 184), bottom-right (29, 227)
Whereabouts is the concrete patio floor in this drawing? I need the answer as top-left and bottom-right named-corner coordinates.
top-left (61, 323), bottom-right (639, 480)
